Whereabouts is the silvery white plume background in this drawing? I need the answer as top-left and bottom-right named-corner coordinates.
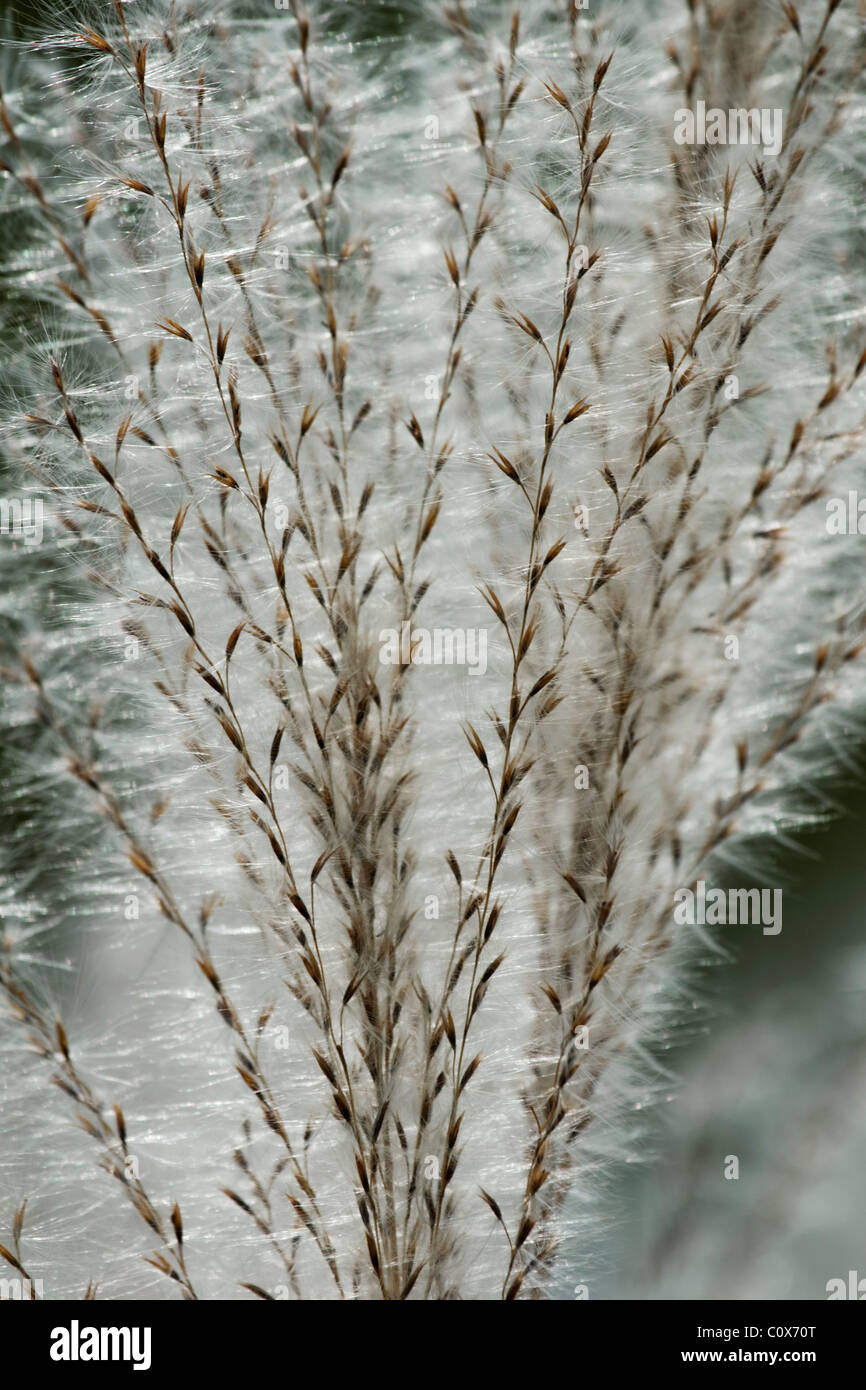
top-left (0, 0), bottom-right (864, 1300)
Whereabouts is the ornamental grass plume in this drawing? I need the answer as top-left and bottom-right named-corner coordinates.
top-left (0, 0), bottom-right (864, 1300)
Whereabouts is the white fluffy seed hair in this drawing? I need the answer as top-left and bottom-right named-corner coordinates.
top-left (0, 0), bottom-right (864, 1300)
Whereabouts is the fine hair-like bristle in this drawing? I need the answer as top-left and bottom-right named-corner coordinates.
top-left (0, 0), bottom-right (864, 1301)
